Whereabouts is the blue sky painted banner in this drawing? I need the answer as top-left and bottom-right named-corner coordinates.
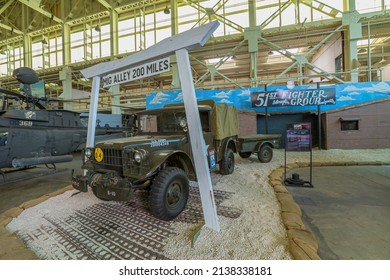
top-left (146, 81), bottom-right (390, 112)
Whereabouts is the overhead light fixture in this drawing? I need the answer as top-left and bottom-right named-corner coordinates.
top-left (42, 38), bottom-right (48, 45)
top-left (94, 24), bottom-right (101, 32)
top-left (268, 51), bottom-right (274, 55)
top-left (164, 1), bottom-right (170, 14)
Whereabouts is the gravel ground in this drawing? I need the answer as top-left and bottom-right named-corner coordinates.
top-left (5, 148), bottom-right (390, 260)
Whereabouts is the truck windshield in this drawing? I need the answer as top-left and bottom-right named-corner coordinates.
top-left (138, 110), bottom-right (187, 134)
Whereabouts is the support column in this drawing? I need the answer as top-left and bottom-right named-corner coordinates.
top-left (110, 9), bottom-right (119, 58)
top-left (207, 65), bottom-right (217, 89)
top-left (295, 55), bottom-right (308, 85)
top-left (245, 0), bottom-right (260, 88)
top-left (170, 55), bottom-right (180, 88)
top-left (170, 0), bottom-right (178, 36)
top-left (23, 34), bottom-right (32, 68)
top-left (244, 28), bottom-right (261, 88)
top-left (62, 23), bottom-right (71, 65)
top-left (59, 66), bottom-right (73, 110)
top-left (342, 0), bottom-right (361, 82)
top-left (109, 85), bottom-right (121, 114)
top-left (169, 0), bottom-right (179, 89)
top-left (22, 5), bottom-right (32, 68)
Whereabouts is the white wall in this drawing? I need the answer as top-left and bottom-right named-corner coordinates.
top-left (306, 34), bottom-right (343, 83)
top-left (380, 64), bottom-right (390, 81)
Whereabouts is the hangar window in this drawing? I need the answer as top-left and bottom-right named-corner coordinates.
top-left (340, 117), bottom-right (359, 131)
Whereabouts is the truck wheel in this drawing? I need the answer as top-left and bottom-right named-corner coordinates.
top-left (239, 152), bottom-right (252, 158)
top-left (220, 148), bottom-right (235, 175)
top-left (258, 145), bottom-right (273, 163)
top-left (149, 167), bottom-right (189, 221)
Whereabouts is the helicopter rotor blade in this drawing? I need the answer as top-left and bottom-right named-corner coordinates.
top-left (0, 88), bottom-right (46, 109)
top-left (0, 88), bottom-right (25, 99)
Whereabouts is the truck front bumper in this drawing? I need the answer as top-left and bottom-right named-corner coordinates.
top-left (71, 169), bottom-right (133, 201)
top-left (71, 170), bottom-right (89, 192)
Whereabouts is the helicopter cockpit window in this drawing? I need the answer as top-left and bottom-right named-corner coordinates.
top-left (0, 131), bottom-right (8, 146)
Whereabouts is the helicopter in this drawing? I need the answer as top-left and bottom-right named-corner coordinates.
top-left (0, 67), bottom-right (134, 171)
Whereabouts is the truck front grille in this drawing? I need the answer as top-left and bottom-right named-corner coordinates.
top-left (97, 148), bottom-right (123, 175)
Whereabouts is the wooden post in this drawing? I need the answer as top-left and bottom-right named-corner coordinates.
top-left (176, 48), bottom-right (220, 231)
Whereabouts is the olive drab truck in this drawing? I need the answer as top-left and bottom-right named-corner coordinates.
top-left (72, 100), bottom-right (280, 220)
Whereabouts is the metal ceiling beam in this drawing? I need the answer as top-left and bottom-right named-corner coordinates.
top-left (0, 0), bottom-right (14, 15)
top-left (300, 0), bottom-right (342, 19)
top-left (0, 23), bottom-right (24, 35)
top-left (186, 0), bottom-right (243, 33)
top-left (0, 0), bottom-right (23, 35)
top-left (17, 0), bottom-right (63, 24)
top-left (259, 1), bottom-right (292, 30)
top-left (194, 39), bottom-right (246, 87)
top-left (97, 0), bottom-right (112, 10)
top-left (261, 25), bottom-right (345, 85)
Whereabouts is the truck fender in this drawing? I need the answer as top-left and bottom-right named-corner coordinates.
top-left (146, 150), bottom-right (196, 181)
top-left (219, 137), bottom-right (237, 160)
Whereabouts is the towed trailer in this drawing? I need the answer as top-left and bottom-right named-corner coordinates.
top-left (237, 134), bottom-right (281, 163)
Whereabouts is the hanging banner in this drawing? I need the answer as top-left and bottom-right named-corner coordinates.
top-left (251, 88), bottom-right (336, 107)
top-left (102, 57), bottom-right (170, 88)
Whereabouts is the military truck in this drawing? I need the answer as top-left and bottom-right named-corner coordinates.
top-left (72, 100), bottom-right (280, 220)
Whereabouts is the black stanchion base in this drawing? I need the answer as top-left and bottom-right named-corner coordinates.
top-left (284, 173), bottom-right (313, 188)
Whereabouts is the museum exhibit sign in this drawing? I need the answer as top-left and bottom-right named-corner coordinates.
top-left (284, 122), bottom-right (313, 188)
top-left (251, 88), bottom-right (336, 107)
top-left (285, 123), bottom-right (312, 152)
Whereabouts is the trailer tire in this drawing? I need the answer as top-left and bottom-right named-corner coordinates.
top-left (149, 167), bottom-right (189, 221)
top-left (220, 148), bottom-right (235, 175)
top-left (258, 145), bottom-right (273, 163)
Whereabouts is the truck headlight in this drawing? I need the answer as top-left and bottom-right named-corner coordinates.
top-left (179, 119), bottom-right (188, 132)
top-left (133, 149), bottom-right (146, 163)
top-left (84, 148), bottom-right (93, 159)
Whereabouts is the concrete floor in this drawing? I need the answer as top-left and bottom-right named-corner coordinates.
top-left (2, 153), bottom-right (390, 260)
top-left (0, 152), bottom-right (82, 213)
top-left (286, 165), bottom-right (390, 260)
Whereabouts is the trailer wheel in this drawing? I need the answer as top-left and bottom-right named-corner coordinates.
top-left (258, 145), bottom-right (273, 163)
top-left (149, 167), bottom-right (189, 221)
top-left (220, 148), bottom-right (235, 175)
top-left (239, 152), bottom-right (252, 158)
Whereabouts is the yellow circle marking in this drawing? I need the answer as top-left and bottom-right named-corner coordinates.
top-left (94, 147), bottom-right (104, 162)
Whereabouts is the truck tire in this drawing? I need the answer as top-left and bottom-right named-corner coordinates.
top-left (220, 148), bottom-right (235, 175)
top-left (149, 167), bottom-right (189, 221)
top-left (239, 152), bottom-right (252, 158)
top-left (258, 145), bottom-right (273, 163)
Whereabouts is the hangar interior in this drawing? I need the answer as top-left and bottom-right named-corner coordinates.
top-left (0, 0), bottom-right (390, 113)
top-left (1, 1), bottom-right (390, 262)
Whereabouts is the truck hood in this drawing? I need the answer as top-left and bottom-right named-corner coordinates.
top-left (96, 134), bottom-right (186, 150)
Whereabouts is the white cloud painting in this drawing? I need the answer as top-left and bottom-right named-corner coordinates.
top-left (149, 92), bottom-right (170, 104)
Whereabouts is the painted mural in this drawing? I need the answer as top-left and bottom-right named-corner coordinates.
top-left (146, 81), bottom-right (390, 112)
